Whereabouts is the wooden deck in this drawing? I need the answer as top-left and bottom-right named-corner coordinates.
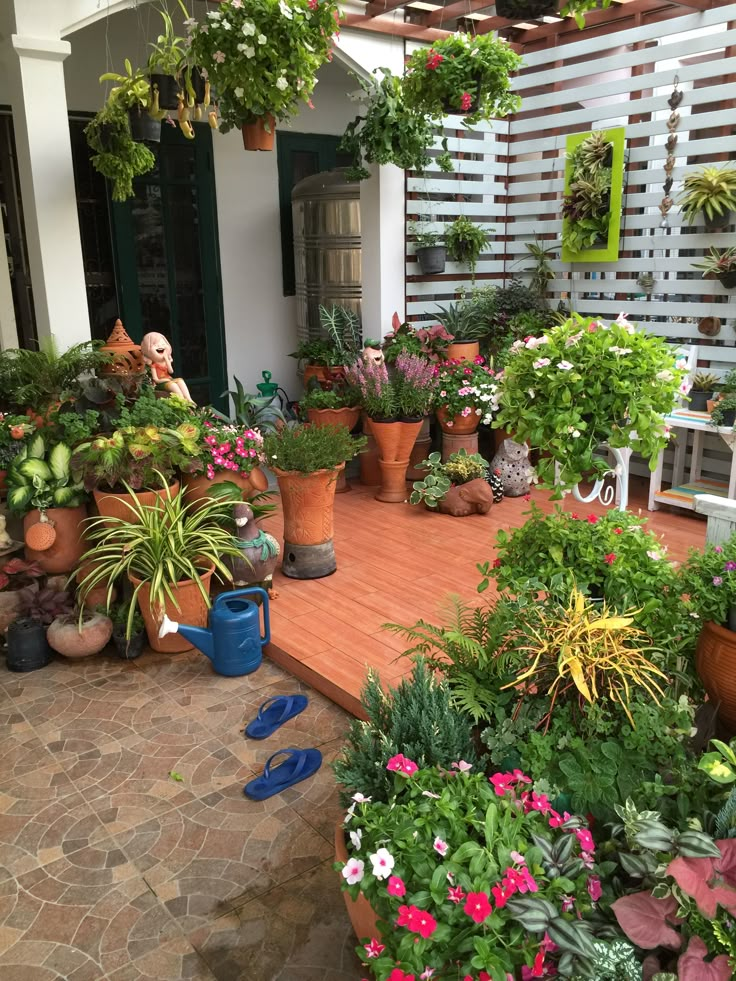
top-left (261, 477), bottom-right (707, 718)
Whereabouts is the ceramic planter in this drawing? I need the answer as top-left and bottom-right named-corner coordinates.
top-left (93, 481), bottom-right (180, 524)
top-left (441, 430), bottom-right (479, 461)
top-left (182, 468), bottom-right (269, 513)
top-left (303, 364), bottom-right (331, 387)
top-left (689, 391), bottom-right (713, 412)
top-left (130, 566), bottom-right (214, 653)
top-left (369, 419), bottom-right (422, 503)
top-left (23, 506), bottom-right (87, 575)
top-left (416, 245), bottom-right (446, 275)
top-left (446, 341), bottom-right (480, 362)
top-left (703, 208), bottom-right (731, 232)
top-left (273, 467), bottom-right (343, 579)
top-left (334, 824), bottom-right (379, 943)
top-left (306, 406), bottom-right (361, 432)
top-left (359, 413), bottom-right (381, 487)
top-left (437, 478), bottom-right (493, 517)
top-left (47, 613), bottom-right (113, 659)
top-left (696, 619), bottom-right (736, 735)
top-left (6, 617), bottom-right (52, 672)
top-left (437, 407), bottom-right (480, 435)
top-left (242, 115), bottom-right (276, 151)
top-left (717, 409), bottom-right (736, 428)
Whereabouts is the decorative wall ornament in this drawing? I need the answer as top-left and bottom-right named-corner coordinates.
top-left (659, 76), bottom-right (681, 230)
top-left (561, 127), bottom-right (626, 263)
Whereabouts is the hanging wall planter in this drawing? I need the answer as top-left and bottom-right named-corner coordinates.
top-left (561, 128), bottom-right (626, 263)
top-left (692, 247), bottom-right (736, 292)
top-left (416, 245), bottom-right (447, 275)
top-left (150, 74), bottom-right (181, 112)
top-left (678, 165), bottom-right (736, 231)
top-left (242, 115), bottom-right (276, 152)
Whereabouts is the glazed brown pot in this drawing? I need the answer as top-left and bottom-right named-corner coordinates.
top-left (182, 468), bottom-right (268, 513)
top-left (306, 406), bottom-right (361, 432)
top-left (696, 619), bottom-right (736, 735)
top-left (47, 613), bottom-right (113, 659)
top-left (23, 506), bottom-right (87, 575)
top-left (93, 481), bottom-right (180, 524)
top-left (130, 566), bottom-right (214, 654)
top-left (446, 341), bottom-right (480, 362)
top-left (334, 824), bottom-right (380, 943)
top-left (273, 466), bottom-right (342, 545)
top-left (437, 407), bottom-right (480, 435)
top-left (369, 419), bottom-right (422, 503)
top-left (242, 114), bottom-right (275, 151)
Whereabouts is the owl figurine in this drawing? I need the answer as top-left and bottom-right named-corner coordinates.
top-left (489, 440), bottom-right (532, 498)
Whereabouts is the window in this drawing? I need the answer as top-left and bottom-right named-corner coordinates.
top-left (276, 132), bottom-right (352, 296)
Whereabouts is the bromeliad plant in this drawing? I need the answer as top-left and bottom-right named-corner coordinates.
top-left (678, 165), bottom-right (736, 228)
top-left (337, 762), bottom-right (602, 980)
top-left (494, 312), bottom-right (685, 492)
top-left (402, 32), bottom-right (522, 124)
top-left (692, 246), bottom-right (736, 289)
top-left (434, 357), bottom-right (499, 426)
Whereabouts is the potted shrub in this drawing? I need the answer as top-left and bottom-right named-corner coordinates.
top-left (6, 434), bottom-right (88, 575)
top-left (693, 246), bottom-right (736, 290)
top-left (402, 31), bottom-right (522, 122)
top-left (434, 357), bottom-right (498, 435)
top-left (263, 423), bottom-right (366, 578)
top-left (98, 59), bottom-right (161, 143)
top-left (336, 760), bottom-right (601, 976)
top-left (339, 70), bottom-right (452, 182)
top-left (410, 224), bottom-right (446, 275)
top-left (77, 481), bottom-right (243, 653)
top-left (0, 339), bottom-right (111, 415)
top-left (300, 385), bottom-right (361, 433)
top-left (347, 354), bottom-right (436, 503)
top-left (182, 415), bottom-right (268, 512)
top-left (71, 422), bottom-right (198, 522)
top-left (494, 312), bottom-right (685, 492)
top-left (0, 557), bottom-right (44, 634)
top-left (410, 449), bottom-right (493, 516)
top-left (47, 610), bottom-right (114, 659)
top-left (445, 215), bottom-right (490, 279)
top-left (187, 0), bottom-right (339, 150)
top-left (678, 165), bottom-right (736, 231)
top-left (434, 301), bottom-right (489, 361)
top-left (710, 394), bottom-right (736, 430)
top-left (111, 602), bottom-right (147, 660)
top-left (689, 370), bottom-right (721, 412)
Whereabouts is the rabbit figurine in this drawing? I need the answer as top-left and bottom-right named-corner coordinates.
top-left (489, 440), bottom-right (532, 497)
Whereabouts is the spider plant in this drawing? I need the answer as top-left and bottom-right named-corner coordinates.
top-left (76, 477), bottom-right (244, 638)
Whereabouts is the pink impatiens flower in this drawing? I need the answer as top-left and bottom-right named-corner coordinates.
top-left (587, 875), bottom-right (602, 902)
top-left (388, 970), bottom-right (416, 981)
top-left (433, 836), bottom-right (449, 857)
top-left (464, 891), bottom-right (493, 923)
top-left (575, 828), bottom-right (595, 853)
top-left (460, 91), bottom-right (472, 111)
top-left (387, 875), bottom-right (406, 897)
top-left (398, 904), bottom-right (437, 939)
top-left (342, 858), bottom-right (364, 884)
top-left (490, 772), bottom-right (515, 796)
top-left (386, 754), bottom-right (418, 776)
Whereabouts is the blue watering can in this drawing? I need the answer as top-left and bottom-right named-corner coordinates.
top-left (158, 587), bottom-right (270, 677)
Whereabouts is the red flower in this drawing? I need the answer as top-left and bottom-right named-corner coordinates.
top-left (613, 527), bottom-right (623, 535)
top-left (460, 91), bottom-right (472, 111)
top-left (398, 904), bottom-right (436, 938)
top-left (426, 52), bottom-right (444, 70)
top-left (464, 891), bottom-right (493, 923)
top-left (492, 882), bottom-right (514, 908)
top-left (587, 514), bottom-right (598, 524)
top-left (364, 938), bottom-right (385, 958)
top-left (604, 553), bottom-right (616, 565)
top-left (570, 512), bottom-right (579, 519)
top-left (523, 493), bottom-right (531, 502)
top-left (389, 970), bottom-right (416, 981)
top-left (387, 876), bottom-right (406, 897)
top-left (492, 558), bottom-right (502, 568)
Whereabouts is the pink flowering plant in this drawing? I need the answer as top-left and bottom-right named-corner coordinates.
top-left (394, 352), bottom-right (438, 419)
top-left (337, 760), bottom-right (603, 980)
top-left (494, 312), bottom-right (685, 492)
top-left (679, 534), bottom-right (736, 630)
top-left (434, 358), bottom-right (498, 426)
top-left (192, 417), bottom-right (264, 480)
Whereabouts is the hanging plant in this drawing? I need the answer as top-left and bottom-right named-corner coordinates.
top-left (340, 70), bottom-right (452, 182)
top-left (445, 216), bottom-right (490, 277)
top-left (496, 0), bottom-right (612, 26)
top-left (186, 0), bottom-right (339, 135)
top-left (561, 129), bottom-right (625, 261)
top-left (402, 33), bottom-right (521, 124)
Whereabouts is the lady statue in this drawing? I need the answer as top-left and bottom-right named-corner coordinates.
top-left (140, 332), bottom-right (194, 403)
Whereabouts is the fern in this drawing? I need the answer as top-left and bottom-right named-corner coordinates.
top-left (332, 658), bottom-right (477, 806)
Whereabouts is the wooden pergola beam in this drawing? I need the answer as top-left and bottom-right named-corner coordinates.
top-left (424, 0), bottom-right (496, 27)
top-left (341, 12), bottom-right (453, 39)
top-left (364, 0), bottom-right (411, 16)
top-left (503, 0), bottom-right (674, 41)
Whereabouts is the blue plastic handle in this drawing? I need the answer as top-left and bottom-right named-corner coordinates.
top-left (214, 587), bottom-right (270, 646)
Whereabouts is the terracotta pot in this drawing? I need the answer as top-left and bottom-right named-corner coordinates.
top-left (182, 468), bottom-right (268, 513)
top-left (370, 419), bottom-right (422, 503)
top-left (130, 566), bottom-right (214, 654)
top-left (707, 398), bottom-right (720, 414)
top-left (696, 620), bottom-right (736, 735)
top-left (76, 559), bottom-right (117, 610)
top-left (306, 407), bottom-right (361, 432)
top-left (0, 469), bottom-right (6, 492)
top-left (93, 482), bottom-right (180, 524)
top-left (494, 426), bottom-right (514, 451)
top-left (303, 364), bottom-right (331, 387)
top-left (273, 467), bottom-right (342, 546)
top-left (446, 341), bottom-right (480, 362)
top-left (437, 478), bottom-right (493, 517)
top-left (242, 114), bottom-right (276, 151)
top-left (437, 407), bottom-right (480, 435)
top-left (23, 506), bottom-right (87, 575)
top-left (407, 416), bottom-right (432, 481)
top-left (359, 413), bottom-right (381, 486)
top-left (47, 613), bottom-right (113, 659)
top-left (441, 430), bottom-right (479, 461)
top-left (334, 824), bottom-right (379, 943)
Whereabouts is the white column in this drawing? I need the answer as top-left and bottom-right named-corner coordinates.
top-left (0, 218), bottom-right (19, 349)
top-left (8, 33), bottom-right (90, 348)
top-left (360, 162), bottom-right (406, 340)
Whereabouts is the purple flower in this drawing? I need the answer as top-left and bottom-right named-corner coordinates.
top-left (715, 546), bottom-right (724, 554)
top-left (725, 562), bottom-right (736, 572)
top-left (713, 576), bottom-right (724, 586)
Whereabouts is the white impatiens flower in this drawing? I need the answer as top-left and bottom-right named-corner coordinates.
top-left (609, 346), bottom-right (632, 355)
top-left (275, 76), bottom-right (289, 91)
top-left (352, 792), bottom-right (372, 803)
top-left (279, 0), bottom-right (293, 18)
top-left (243, 45), bottom-right (255, 58)
top-left (242, 18), bottom-right (256, 35)
top-left (234, 86), bottom-right (244, 99)
top-left (656, 369), bottom-right (674, 382)
top-left (342, 858), bottom-right (365, 885)
top-left (614, 312), bottom-right (631, 326)
top-left (349, 828), bottom-right (362, 850)
top-left (221, 18), bottom-right (232, 29)
top-left (207, 10), bottom-right (221, 19)
top-left (557, 361), bottom-right (574, 371)
top-left (370, 848), bottom-right (395, 880)
top-left (258, 33), bottom-right (267, 44)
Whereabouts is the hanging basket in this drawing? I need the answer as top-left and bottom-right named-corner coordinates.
top-left (242, 115), bottom-right (276, 151)
top-left (150, 74), bottom-right (181, 111)
top-left (495, 0), bottom-right (558, 17)
top-left (128, 107), bottom-right (162, 143)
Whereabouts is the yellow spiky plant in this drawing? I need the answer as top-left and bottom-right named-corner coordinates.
top-left (504, 587), bottom-right (667, 727)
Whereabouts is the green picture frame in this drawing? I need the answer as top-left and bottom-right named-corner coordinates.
top-left (561, 127), bottom-right (626, 264)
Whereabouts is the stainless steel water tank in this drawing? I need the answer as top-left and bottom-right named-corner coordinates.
top-left (292, 169), bottom-right (361, 342)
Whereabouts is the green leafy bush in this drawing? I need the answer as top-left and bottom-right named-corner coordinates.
top-left (6, 433), bottom-right (86, 514)
top-left (263, 423), bottom-right (365, 473)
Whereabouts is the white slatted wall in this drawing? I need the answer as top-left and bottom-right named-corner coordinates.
top-left (405, 6), bottom-right (736, 486)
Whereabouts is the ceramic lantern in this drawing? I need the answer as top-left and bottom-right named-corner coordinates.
top-left (100, 319), bottom-right (146, 397)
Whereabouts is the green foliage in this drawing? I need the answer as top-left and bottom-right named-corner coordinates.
top-left (188, 0), bottom-right (339, 130)
top-left (494, 312), bottom-right (685, 492)
top-left (52, 409), bottom-right (102, 447)
top-left (678, 165), bottom-right (736, 225)
top-left (221, 378), bottom-right (287, 433)
top-left (710, 392), bottom-right (736, 428)
top-left (332, 658), bottom-right (477, 806)
top-left (433, 301), bottom-right (489, 342)
top-left (690, 370), bottom-right (721, 392)
top-left (299, 388), bottom-right (356, 411)
top-left (146, 4), bottom-right (190, 77)
top-left (85, 96), bottom-right (156, 202)
top-left (561, 132), bottom-right (614, 255)
top-left (444, 448), bottom-right (489, 485)
top-left (402, 32), bottom-right (522, 125)
top-left (339, 70), bottom-right (452, 182)
top-left (409, 223), bottom-right (443, 249)
top-left (288, 338), bottom-right (340, 367)
top-left (560, 0), bottom-right (612, 29)
top-left (77, 478), bottom-right (243, 637)
top-left (678, 534), bottom-right (736, 628)
top-left (110, 600), bottom-right (145, 634)
top-left (0, 339), bottom-right (112, 410)
top-left (410, 449), bottom-right (488, 507)
top-left (117, 387), bottom-right (196, 429)
top-left (523, 238), bottom-right (556, 299)
top-left (263, 423), bottom-right (366, 473)
top-left (692, 246), bottom-right (736, 279)
top-left (445, 215), bottom-right (491, 277)
top-left (319, 305), bottom-right (362, 364)
top-left (6, 434), bottom-right (86, 514)
top-left (381, 320), bottom-right (425, 365)
top-left (569, 940), bottom-right (641, 981)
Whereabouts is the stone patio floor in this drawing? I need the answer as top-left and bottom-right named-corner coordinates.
top-left (0, 646), bottom-right (364, 980)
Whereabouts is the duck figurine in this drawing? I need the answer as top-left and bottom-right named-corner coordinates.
top-left (228, 502), bottom-right (280, 598)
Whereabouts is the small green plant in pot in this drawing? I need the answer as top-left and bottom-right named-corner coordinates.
top-left (98, 59), bottom-right (161, 143)
top-left (711, 393), bottom-right (736, 430)
top-left (110, 601), bottom-right (147, 659)
top-left (0, 338), bottom-right (112, 413)
top-left (693, 246), bottom-right (736, 290)
top-left (678, 165), bottom-right (736, 230)
top-left (445, 215), bottom-right (491, 278)
top-left (410, 224), bottom-right (446, 276)
top-left (689, 370), bottom-right (722, 412)
top-left (410, 449), bottom-right (491, 516)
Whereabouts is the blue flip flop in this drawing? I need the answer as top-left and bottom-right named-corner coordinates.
top-left (244, 747), bottom-right (323, 801)
top-left (244, 694), bottom-right (308, 740)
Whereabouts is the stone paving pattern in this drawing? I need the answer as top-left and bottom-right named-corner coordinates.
top-left (0, 648), bottom-right (363, 980)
